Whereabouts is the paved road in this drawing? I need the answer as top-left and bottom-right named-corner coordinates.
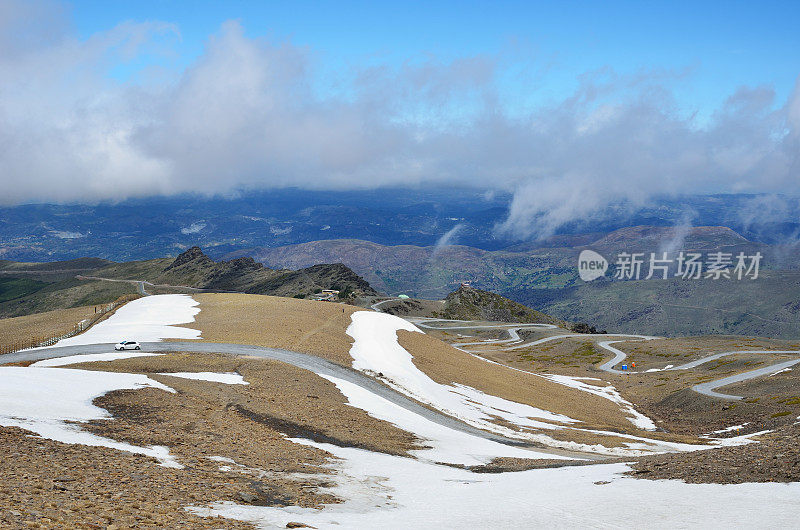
top-left (593, 341), bottom-right (800, 398)
top-left (596, 339), bottom-right (655, 373)
top-left (77, 276), bottom-right (207, 295)
top-left (507, 333), bottom-right (654, 353)
top-left (370, 298), bottom-right (400, 312)
top-left (691, 358), bottom-right (800, 400)
top-left (5, 341), bottom-right (597, 461)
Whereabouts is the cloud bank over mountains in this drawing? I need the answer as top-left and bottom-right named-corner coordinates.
top-left (1, 1), bottom-right (798, 238)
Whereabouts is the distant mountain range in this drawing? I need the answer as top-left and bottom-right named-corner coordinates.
top-left (1, 190), bottom-right (798, 263)
top-left (238, 226), bottom-right (798, 294)
top-left (238, 227), bottom-right (800, 339)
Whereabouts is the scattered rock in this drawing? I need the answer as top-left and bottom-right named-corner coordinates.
top-left (236, 491), bottom-right (259, 504)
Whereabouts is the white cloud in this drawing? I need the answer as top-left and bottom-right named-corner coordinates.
top-left (432, 224), bottom-right (465, 256)
top-left (180, 222), bottom-right (206, 235)
top-left (0, 1), bottom-right (798, 239)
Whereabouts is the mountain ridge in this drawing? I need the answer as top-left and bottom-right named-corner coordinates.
top-left (0, 247), bottom-right (377, 318)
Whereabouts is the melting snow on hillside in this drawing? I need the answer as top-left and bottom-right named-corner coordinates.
top-left (55, 294), bottom-right (201, 346)
top-left (189, 438), bottom-right (800, 528)
top-left (344, 312), bottom-right (748, 457)
top-left (319, 374), bottom-right (572, 466)
top-left (542, 373), bottom-right (658, 430)
top-left (0, 366), bottom-right (181, 468)
top-left (346, 311), bottom-right (578, 439)
top-left (189, 311), bottom-right (800, 528)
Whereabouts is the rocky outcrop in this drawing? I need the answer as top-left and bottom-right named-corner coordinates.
top-left (163, 246), bottom-right (213, 271)
top-left (438, 285), bottom-right (565, 326)
top-left (161, 247), bottom-right (376, 298)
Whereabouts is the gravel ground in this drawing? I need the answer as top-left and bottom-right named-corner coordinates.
top-left (0, 426), bottom-right (254, 529)
top-left (629, 425), bottom-right (800, 484)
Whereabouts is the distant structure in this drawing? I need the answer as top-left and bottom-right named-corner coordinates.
top-left (397, 294), bottom-right (410, 299)
top-left (311, 289), bottom-right (339, 301)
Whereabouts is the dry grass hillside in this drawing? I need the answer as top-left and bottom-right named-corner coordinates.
top-left (0, 305), bottom-right (101, 346)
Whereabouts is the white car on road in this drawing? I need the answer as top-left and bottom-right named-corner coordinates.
top-left (114, 340), bottom-right (141, 351)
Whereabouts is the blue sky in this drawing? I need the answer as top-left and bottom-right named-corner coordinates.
top-left (69, 0), bottom-right (800, 119)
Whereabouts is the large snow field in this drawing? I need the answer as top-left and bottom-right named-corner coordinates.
top-left (55, 294), bottom-right (201, 346)
top-left (347, 312), bottom-right (579, 438)
top-left (189, 438), bottom-right (800, 529)
top-left (0, 366), bottom-right (181, 468)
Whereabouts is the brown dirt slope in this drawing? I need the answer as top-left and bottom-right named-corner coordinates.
top-left (0, 426), bottom-right (252, 529)
top-left (0, 351), bottom-right (425, 528)
top-left (192, 293), bottom-right (360, 366)
top-left (399, 330), bottom-right (648, 433)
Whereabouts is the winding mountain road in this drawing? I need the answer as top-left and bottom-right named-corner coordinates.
top-left (5, 341), bottom-right (597, 461)
top-left (379, 308), bottom-right (800, 401)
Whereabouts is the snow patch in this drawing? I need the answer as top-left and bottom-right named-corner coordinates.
top-left (645, 364), bottom-right (674, 372)
top-left (701, 423), bottom-right (751, 437)
top-left (208, 456), bottom-right (236, 463)
top-left (163, 372), bottom-right (248, 385)
top-left (541, 374), bottom-right (657, 431)
top-left (32, 351), bottom-right (162, 367)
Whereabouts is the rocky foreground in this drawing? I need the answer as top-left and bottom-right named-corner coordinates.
top-left (629, 424), bottom-right (800, 484)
